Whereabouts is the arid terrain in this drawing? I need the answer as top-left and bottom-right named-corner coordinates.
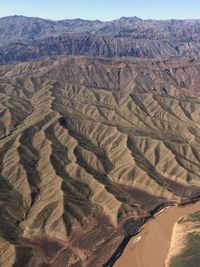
top-left (1, 55), bottom-right (200, 266)
top-left (1, 14), bottom-right (200, 267)
top-left (3, 16), bottom-right (200, 64)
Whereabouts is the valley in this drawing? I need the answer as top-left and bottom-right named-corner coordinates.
top-left (1, 56), bottom-right (200, 266)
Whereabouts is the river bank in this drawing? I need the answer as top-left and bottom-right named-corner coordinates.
top-left (113, 201), bottom-right (200, 267)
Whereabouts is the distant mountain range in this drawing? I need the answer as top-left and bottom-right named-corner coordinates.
top-left (1, 15), bottom-right (200, 64)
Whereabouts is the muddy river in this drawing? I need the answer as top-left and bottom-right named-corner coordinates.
top-left (114, 201), bottom-right (200, 267)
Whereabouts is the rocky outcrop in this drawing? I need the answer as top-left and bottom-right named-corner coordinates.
top-left (2, 16), bottom-right (200, 63)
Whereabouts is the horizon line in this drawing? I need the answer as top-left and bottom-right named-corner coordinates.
top-left (1, 14), bottom-right (200, 22)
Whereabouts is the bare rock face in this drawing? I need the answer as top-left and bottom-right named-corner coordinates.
top-left (2, 16), bottom-right (200, 63)
top-left (1, 57), bottom-right (200, 266)
top-left (1, 57), bottom-right (200, 97)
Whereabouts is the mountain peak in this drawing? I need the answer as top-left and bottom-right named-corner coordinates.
top-left (118, 16), bottom-right (142, 21)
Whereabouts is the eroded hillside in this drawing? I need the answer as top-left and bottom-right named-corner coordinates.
top-left (1, 57), bottom-right (200, 266)
top-left (2, 16), bottom-right (200, 63)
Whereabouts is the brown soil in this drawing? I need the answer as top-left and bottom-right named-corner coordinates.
top-left (114, 201), bottom-right (200, 267)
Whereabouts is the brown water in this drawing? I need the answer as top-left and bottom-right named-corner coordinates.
top-left (114, 201), bottom-right (200, 267)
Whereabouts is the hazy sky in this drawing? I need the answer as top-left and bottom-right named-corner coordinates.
top-left (0, 0), bottom-right (199, 21)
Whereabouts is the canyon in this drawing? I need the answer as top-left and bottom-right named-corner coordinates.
top-left (1, 15), bottom-right (200, 267)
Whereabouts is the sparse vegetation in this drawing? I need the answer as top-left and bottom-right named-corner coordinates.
top-left (168, 211), bottom-right (200, 267)
top-left (1, 57), bottom-right (200, 266)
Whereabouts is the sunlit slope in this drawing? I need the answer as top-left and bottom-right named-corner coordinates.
top-left (1, 57), bottom-right (200, 266)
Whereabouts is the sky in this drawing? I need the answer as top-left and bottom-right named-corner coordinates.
top-left (0, 0), bottom-right (200, 21)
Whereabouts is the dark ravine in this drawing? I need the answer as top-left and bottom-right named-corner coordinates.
top-left (102, 202), bottom-right (173, 267)
top-left (1, 56), bottom-right (200, 266)
top-left (114, 200), bottom-right (200, 267)
top-left (103, 235), bottom-right (136, 267)
top-left (103, 220), bottom-right (145, 267)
